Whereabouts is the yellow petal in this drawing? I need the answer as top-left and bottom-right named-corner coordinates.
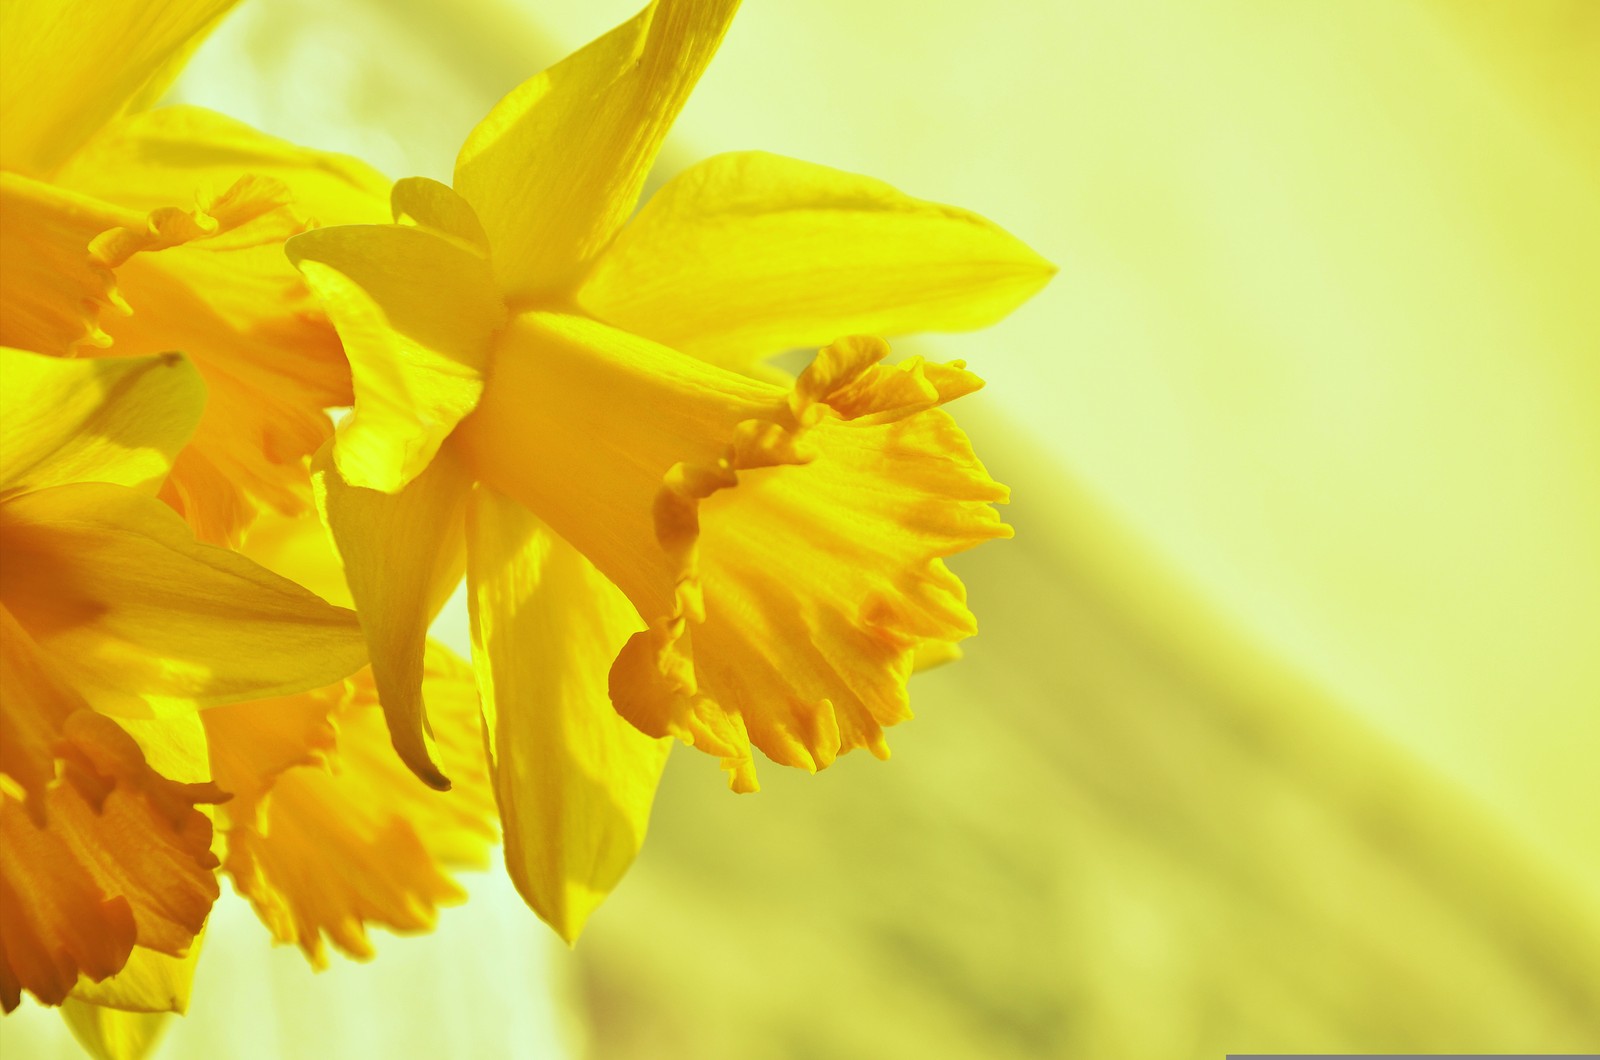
top-left (68, 940), bottom-right (202, 1015)
top-left (288, 223), bottom-right (503, 492)
top-left (54, 104), bottom-right (391, 228)
top-left (455, 315), bottom-right (1008, 788)
top-left (466, 487), bottom-right (669, 943)
top-left (0, 712), bottom-right (222, 1013)
top-left (579, 151), bottom-right (1057, 371)
top-left (0, 0), bottom-right (237, 177)
top-left (390, 176), bottom-right (489, 252)
top-left (453, 0), bottom-right (740, 301)
top-left (0, 349), bottom-right (202, 498)
top-left (61, 1001), bottom-right (171, 1060)
top-left (0, 482), bottom-right (365, 716)
top-left (212, 647), bottom-right (498, 968)
top-left (312, 445), bottom-right (470, 789)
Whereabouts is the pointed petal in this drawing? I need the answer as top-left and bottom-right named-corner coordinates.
top-left (288, 224), bottom-right (503, 493)
top-left (61, 1001), bottom-right (172, 1060)
top-left (453, 0), bottom-right (741, 300)
top-left (0, 349), bottom-right (202, 497)
top-left (390, 177), bottom-right (489, 252)
top-left (0, 0), bottom-right (238, 177)
top-left (0, 483), bottom-right (366, 716)
top-left (466, 487), bottom-right (669, 942)
top-left (580, 152), bottom-right (1057, 371)
top-left (312, 445), bottom-right (470, 789)
top-left (68, 940), bottom-right (202, 1015)
top-left (211, 646), bottom-right (498, 967)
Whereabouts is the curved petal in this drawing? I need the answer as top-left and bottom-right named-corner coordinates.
top-left (61, 1001), bottom-right (172, 1060)
top-left (0, 349), bottom-right (203, 498)
top-left (288, 224), bottom-right (503, 493)
top-left (455, 315), bottom-right (1008, 789)
top-left (580, 152), bottom-right (1057, 371)
top-left (0, 0), bottom-right (238, 177)
top-left (453, 0), bottom-right (740, 301)
top-left (312, 445), bottom-right (471, 789)
top-left (0, 483), bottom-right (366, 716)
top-left (68, 940), bottom-right (202, 1015)
top-left (466, 487), bottom-right (669, 943)
top-left (390, 177), bottom-right (489, 252)
top-left (54, 104), bottom-right (391, 228)
top-left (210, 646), bottom-right (498, 968)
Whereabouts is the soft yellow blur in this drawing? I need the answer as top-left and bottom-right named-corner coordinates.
top-left (3, 1), bottom-right (1594, 1057)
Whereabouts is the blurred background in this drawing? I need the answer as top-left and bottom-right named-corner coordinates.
top-left (4, 0), bottom-right (1597, 1056)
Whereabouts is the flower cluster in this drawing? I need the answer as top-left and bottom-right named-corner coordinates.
top-left (0, 0), bottom-right (1051, 1045)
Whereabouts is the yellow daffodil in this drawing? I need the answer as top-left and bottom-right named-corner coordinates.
top-left (0, 348), bottom-right (498, 1029)
top-left (0, 0), bottom-right (390, 545)
top-left (287, 0), bottom-right (1052, 940)
top-left (206, 514), bottom-right (499, 970)
top-left (0, 347), bottom-right (367, 1012)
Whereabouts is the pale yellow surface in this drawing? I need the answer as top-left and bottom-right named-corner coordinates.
top-left (3, 0), bottom-right (1594, 1057)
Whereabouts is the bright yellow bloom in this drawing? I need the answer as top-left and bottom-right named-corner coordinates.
top-left (289, 0), bottom-right (1051, 940)
top-left (0, 0), bottom-right (501, 1025)
top-left (0, 348), bottom-right (498, 1021)
top-left (0, 0), bottom-right (390, 545)
top-left (0, 348), bottom-right (366, 1011)
top-left (206, 515), bottom-right (500, 969)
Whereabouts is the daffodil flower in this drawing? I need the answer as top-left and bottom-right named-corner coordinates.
top-left (0, 347), bottom-right (367, 1012)
top-left (0, 0), bottom-right (391, 544)
top-left (288, 0), bottom-right (1052, 940)
top-left (202, 514), bottom-right (500, 971)
top-left (0, 347), bottom-right (499, 1023)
